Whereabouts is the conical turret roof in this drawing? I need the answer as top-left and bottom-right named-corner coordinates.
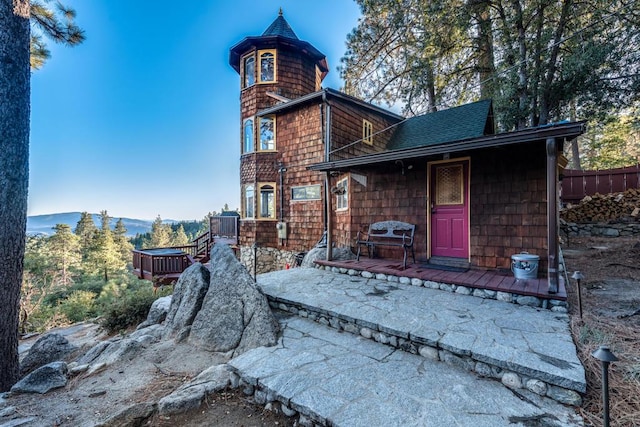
top-left (262, 9), bottom-right (298, 40)
top-left (229, 10), bottom-right (328, 77)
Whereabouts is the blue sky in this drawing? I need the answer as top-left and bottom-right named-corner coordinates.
top-left (29, 1), bottom-right (362, 221)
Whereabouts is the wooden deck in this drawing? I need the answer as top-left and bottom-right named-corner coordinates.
top-left (315, 258), bottom-right (567, 301)
top-left (132, 215), bottom-right (240, 287)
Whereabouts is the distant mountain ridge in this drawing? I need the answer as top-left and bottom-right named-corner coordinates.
top-left (26, 212), bottom-right (175, 237)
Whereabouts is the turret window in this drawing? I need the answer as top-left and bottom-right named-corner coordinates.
top-left (258, 183), bottom-right (276, 219)
top-left (243, 185), bottom-right (255, 219)
top-left (242, 55), bottom-right (255, 88)
top-left (259, 116), bottom-right (276, 150)
top-left (258, 50), bottom-right (276, 83)
top-left (243, 118), bottom-right (254, 153)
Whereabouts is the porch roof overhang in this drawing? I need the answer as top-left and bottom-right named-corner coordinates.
top-left (256, 87), bottom-right (405, 120)
top-left (308, 120), bottom-right (586, 172)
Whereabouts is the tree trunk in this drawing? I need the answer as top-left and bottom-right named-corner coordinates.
top-left (512, 0), bottom-right (528, 129)
top-left (0, 0), bottom-right (31, 392)
top-left (540, 0), bottom-right (572, 124)
top-left (471, 0), bottom-right (496, 101)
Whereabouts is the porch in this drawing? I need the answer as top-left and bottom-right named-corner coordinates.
top-left (314, 257), bottom-right (567, 303)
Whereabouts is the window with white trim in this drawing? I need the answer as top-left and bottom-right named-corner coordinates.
top-left (336, 177), bottom-right (348, 210)
top-left (259, 116), bottom-right (275, 151)
top-left (243, 118), bottom-right (254, 153)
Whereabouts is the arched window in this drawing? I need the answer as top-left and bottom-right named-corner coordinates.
top-left (243, 118), bottom-right (254, 153)
top-left (244, 185), bottom-right (255, 219)
top-left (259, 50), bottom-right (275, 83)
top-left (259, 184), bottom-right (275, 219)
top-left (259, 116), bottom-right (275, 150)
top-left (243, 55), bottom-right (255, 88)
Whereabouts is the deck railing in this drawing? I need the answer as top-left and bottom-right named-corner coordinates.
top-left (132, 249), bottom-right (193, 282)
top-left (132, 215), bottom-right (239, 285)
top-left (210, 215), bottom-right (239, 243)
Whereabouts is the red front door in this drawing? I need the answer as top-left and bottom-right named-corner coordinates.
top-left (429, 160), bottom-right (469, 259)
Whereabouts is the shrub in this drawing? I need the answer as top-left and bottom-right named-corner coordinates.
top-left (58, 290), bottom-right (96, 323)
top-left (100, 288), bottom-right (157, 333)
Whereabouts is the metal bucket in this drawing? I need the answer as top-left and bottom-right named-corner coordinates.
top-left (511, 252), bottom-right (539, 279)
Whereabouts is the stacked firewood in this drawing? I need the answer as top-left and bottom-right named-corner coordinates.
top-left (561, 188), bottom-right (640, 223)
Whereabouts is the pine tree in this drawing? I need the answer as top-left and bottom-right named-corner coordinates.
top-left (48, 224), bottom-right (80, 286)
top-left (74, 212), bottom-right (97, 252)
top-left (113, 218), bottom-right (134, 266)
top-left (29, 1), bottom-right (84, 70)
top-left (0, 0), bottom-right (31, 391)
top-left (88, 211), bottom-right (122, 282)
top-left (341, 0), bottom-right (640, 132)
top-left (149, 215), bottom-right (172, 248)
top-left (171, 224), bottom-right (190, 247)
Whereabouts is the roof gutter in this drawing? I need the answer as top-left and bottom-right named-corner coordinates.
top-left (256, 88), bottom-right (404, 120)
top-left (308, 121), bottom-right (586, 172)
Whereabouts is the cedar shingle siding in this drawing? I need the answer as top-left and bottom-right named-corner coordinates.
top-left (231, 12), bottom-right (584, 274)
top-left (470, 145), bottom-right (548, 272)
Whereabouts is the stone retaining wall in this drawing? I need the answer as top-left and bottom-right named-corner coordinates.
top-left (229, 372), bottom-right (319, 427)
top-left (267, 297), bottom-right (581, 408)
top-left (561, 222), bottom-right (640, 238)
top-left (239, 245), bottom-right (298, 275)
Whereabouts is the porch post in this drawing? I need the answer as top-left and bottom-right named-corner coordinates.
top-left (323, 96), bottom-right (333, 261)
top-left (546, 137), bottom-right (559, 293)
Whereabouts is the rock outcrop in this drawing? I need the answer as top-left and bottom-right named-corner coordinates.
top-left (20, 333), bottom-right (77, 376)
top-left (188, 244), bottom-right (279, 356)
top-left (163, 263), bottom-right (210, 340)
top-left (137, 295), bottom-right (172, 330)
top-left (11, 362), bottom-right (68, 394)
top-left (157, 365), bottom-right (232, 416)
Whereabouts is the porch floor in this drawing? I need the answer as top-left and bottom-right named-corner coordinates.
top-left (314, 257), bottom-right (567, 301)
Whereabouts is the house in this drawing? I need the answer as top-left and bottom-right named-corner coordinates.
top-left (229, 10), bottom-right (585, 293)
top-left (133, 11), bottom-right (584, 293)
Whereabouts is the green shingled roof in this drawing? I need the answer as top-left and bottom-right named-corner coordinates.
top-left (386, 99), bottom-right (494, 151)
top-left (262, 10), bottom-right (299, 40)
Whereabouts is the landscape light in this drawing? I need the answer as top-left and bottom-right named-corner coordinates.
top-left (571, 271), bottom-right (584, 318)
top-left (591, 345), bottom-right (619, 427)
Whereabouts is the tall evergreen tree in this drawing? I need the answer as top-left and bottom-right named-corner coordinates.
top-left (171, 224), bottom-right (190, 247)
top-left (48, 224), bottom-right (80, 286)
top-left (113, 218), bottom-right (134, 266)
top-left (88, 211), bottom-right (122, 282)
top-left (1, 0), bottom-right (82, 390)
top-left (74, 211), bottom-right (97, 251)
top-left (0, 0), bottom-right (31, 392)
top-left (149, 215), bottom-right (172, 248)
top-left (341, 0), bottom-right (640, 132)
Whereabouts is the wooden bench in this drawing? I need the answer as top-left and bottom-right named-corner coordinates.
top-left (355, 221), bottom-right (416, 269)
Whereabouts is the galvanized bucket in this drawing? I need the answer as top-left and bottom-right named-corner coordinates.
top-left (511, 252), bottom-right (539, 279)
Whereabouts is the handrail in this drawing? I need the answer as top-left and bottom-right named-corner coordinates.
top-left (132, 214), bottom-right (239, 284)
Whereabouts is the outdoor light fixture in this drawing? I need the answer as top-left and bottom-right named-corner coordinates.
top-left (571, 271), bottom-right (584, 318)
top-left (592, 345), bottom-right (619, 427)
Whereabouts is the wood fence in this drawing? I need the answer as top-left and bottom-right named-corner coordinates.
top-left (561, 164), bottom-right (640, 203)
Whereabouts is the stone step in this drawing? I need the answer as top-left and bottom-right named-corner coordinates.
top-left (256, 268), bottom-right (586, 407)
top-left (228, 316), bottom-right (583, 427)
